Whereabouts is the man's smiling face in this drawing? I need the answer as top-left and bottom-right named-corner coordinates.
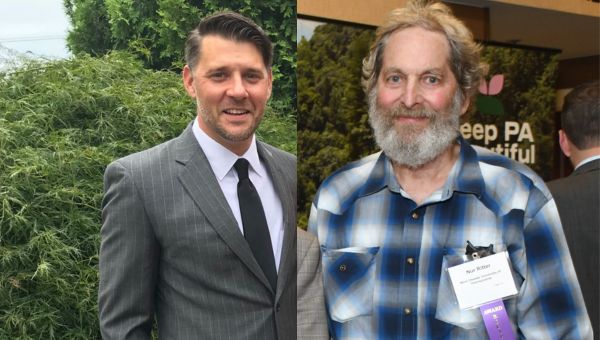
top-left (183, 34), bottom-right (272, 154)
top-left (369, 26), bottom-right (469, 167)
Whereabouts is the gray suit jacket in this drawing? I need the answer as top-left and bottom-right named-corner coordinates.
top-left (297, 228), bottom-right (328, 340)
top-left (99, 125), bottom-right (297, 339)
top-left (548, 158), bottom-right (599, 340)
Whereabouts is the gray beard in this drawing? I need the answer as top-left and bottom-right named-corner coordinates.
top-left (368, 90), bottom-right (462, 168)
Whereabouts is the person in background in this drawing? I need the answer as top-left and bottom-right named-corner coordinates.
top-left (99, 12), bottom-right (296, 339)
top-left (548, 80), bottom-right (599, 340)
top-left (308, 0), bottom-right (592, 338)
top-left (297, 228), bottom-right (329, 339)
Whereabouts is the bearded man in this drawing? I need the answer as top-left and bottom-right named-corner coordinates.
top-left (307, 1), bottom-right (592, 339)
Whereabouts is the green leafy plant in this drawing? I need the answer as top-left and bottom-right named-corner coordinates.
top-left (297, 24), bottom-right (376, 227)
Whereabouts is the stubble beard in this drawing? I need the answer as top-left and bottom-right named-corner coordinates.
top-left (198, 102), bottom-right (262, 143)
top-left (368, 89), bottom-right (463, 168)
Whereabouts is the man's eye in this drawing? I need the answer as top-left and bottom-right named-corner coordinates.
top-left (210, 72), bottom-right (227, 80)
top-left (387, 75), bottom-right (401, 83)
top-left (424, 76), bottom-right (440, 85)
top-left (245, 73), bottom-right (262, 81)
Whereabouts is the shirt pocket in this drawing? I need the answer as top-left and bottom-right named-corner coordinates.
top-left (322, 246), bottom-right (379, 322)
top-left (435, 244), bottom-right (523, 330)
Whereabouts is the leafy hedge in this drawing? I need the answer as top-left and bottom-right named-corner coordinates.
top-left (0, 52), bottom-right (295, 338)
top-left (297, 24), bottom-right (376, 227)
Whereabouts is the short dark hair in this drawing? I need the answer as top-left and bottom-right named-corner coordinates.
top-left (562, 80), bottom-right (600, 149)
top-left (184, 11), bottom-right (273, 70)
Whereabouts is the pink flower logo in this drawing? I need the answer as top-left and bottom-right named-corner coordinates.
top-left (476, 74), bottom-right (505, 116)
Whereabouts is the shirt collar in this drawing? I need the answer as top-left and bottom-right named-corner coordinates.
top-left (367, 136), bottom-right (484, 200)
top-left (575, 154), bottom-right (600, 170)
top-left (356, 152), bottom-right (388, 198)
top-left (446, 136), bottom-right (485, 199)
top-left (192, 118), bottom-right (264, 180)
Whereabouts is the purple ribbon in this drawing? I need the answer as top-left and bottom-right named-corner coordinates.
top-left (479, 299), bottom-right (516, 340)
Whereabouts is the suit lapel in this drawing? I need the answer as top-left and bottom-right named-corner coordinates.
top-left (173, 126), bottom-right (273, 292)
top-left (258, 142), bottom-right (296, 301)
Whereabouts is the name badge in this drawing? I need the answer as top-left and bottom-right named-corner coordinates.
top-left (447, 251), bottom-right (517, 309)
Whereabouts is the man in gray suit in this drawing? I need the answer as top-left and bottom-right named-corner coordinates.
top-left (548, 80), bottom-right (599, 340)
top-left (297, 228), bottom-right (328, 339)
top-left (99, 12), bottom-right (296, 339)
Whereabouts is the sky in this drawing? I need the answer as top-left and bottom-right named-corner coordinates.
top-left (297, 18), bottom-right (323, 42)
top-left (0, 0), bottom-right (70, 59)
top-left (0, 2), bottom-right (318, 57)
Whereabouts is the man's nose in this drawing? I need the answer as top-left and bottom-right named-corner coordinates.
top-left (400, 79), bottom-right (422, 108)
top-left (226, 74), bottom-right (249, 99)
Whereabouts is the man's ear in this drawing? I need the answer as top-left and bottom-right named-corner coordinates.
top-left (267, 69), bottom-right (273, 99)
top-left (459, 93), bottom-right (470, 116)
top-left (182, 65), bottom-right (196, 98)
top-left (558, 129), bottom-right (572, 157)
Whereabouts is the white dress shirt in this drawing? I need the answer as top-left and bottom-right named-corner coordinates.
top-left (575, 154), bottom-right (600, 170)
top-left (192, 119), bottom-right (284, 270)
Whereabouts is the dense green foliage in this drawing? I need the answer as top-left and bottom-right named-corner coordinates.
top-left (64, 0), bottom-right (297, 115)
top-left (0, 52), bottom-right (295, 338)
top-left (297, 23), bottom-right (558, 227)
top-left (297, 25), bottom-right (376, 227)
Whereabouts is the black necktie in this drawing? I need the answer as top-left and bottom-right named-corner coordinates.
top-left (234, 158), bottom-right (277, 291)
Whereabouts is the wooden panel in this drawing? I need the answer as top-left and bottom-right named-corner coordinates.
top-left (298, 0), bottom-right (488, 40)
top-left (557, 55), bottom-right (600, 89)
top-left (298, 0), bottom-right (406, 27)
top-left (492, 0), bottom-right (599, 17)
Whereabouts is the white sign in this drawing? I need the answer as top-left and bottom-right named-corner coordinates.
top-left (447, 252), bottom-right (518, 309)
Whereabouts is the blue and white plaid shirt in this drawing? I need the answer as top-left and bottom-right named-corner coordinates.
top-left (308, 137), bottom-right (592, 339)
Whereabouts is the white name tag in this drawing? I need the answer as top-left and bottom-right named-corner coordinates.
top-left (447, 251), bottom-right (518, 309)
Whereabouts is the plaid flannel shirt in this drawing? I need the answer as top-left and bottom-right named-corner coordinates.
top-left (308, 137), bottom-right (592, 339)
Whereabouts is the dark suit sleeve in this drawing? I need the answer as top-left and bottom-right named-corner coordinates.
top-left (99, 160), bottom-right (159, 340)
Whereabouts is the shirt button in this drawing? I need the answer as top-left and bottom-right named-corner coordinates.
top-left (411, 212), bottom-right (419, 219)
top-left (406, 257), bottom-right (415, 265)
top-left (339, 264), bottom-right (347, 272)
top-left (404, 307), bottom-right (412, 315)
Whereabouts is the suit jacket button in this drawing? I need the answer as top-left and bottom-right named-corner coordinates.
top-left (276, 303), bottom-right (281, 312)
